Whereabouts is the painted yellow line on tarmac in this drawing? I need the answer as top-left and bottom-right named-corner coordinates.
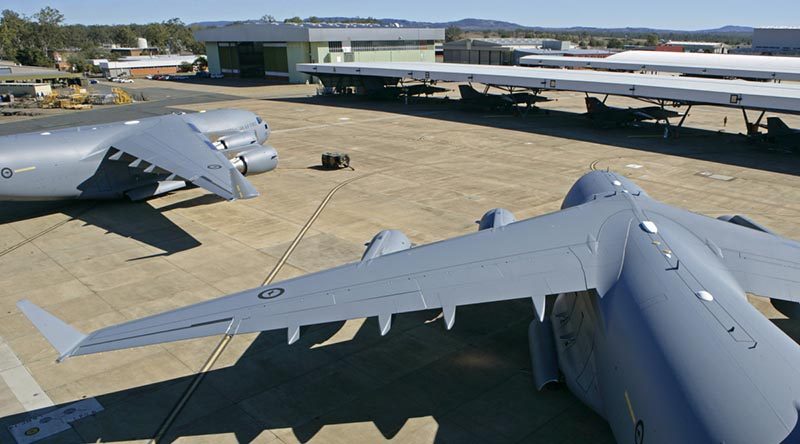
top-left (149, 170), bottom-right (379, 444)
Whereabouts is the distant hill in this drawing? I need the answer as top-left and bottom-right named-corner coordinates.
top-left (189, 18), bottom-right (754, 35)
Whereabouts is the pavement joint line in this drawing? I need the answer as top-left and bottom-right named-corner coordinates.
top-left (0, 339), bottom-right (54, 412)
top-left (148, 170), bottom-right (379, 444)
top-left (0, 202), bottom-right (96, 259)
top-left (631, 176), bottom-right (800, 218)
top-left (271, 113), bottom-right (436, 134)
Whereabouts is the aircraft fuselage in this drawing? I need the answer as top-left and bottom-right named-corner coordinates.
top-left (0, 109), bottom-right (271, 201)
top-left (548, 173), bottom-right (800, 443)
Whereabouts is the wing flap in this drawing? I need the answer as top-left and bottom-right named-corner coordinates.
top-left (723, 249), bottom-right (800, 303)
top-left (110, 115), bottom-right (259, 200)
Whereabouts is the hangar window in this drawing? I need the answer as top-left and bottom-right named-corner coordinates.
top-left (351, 40), bottom-right (425, 52)
top-left (329, 41), bottom-right (343, 53)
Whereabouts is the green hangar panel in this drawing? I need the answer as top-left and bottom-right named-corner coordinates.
top-left (194, 23), bottom-right (445, 83)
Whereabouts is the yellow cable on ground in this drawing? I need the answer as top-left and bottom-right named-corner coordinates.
top-left (149, 171), bottom-right (377, 443)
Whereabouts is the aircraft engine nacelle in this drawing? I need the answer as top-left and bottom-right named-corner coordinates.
top-left (361, 230), bottom-right (411, 261)
top-left (214, 132), bottom-right (258, 151)
top-left (477, 208), bottom-right (516, 230)
top-left (230, 146), bottom-right (278, 175)
top-left (561, 171), bottom-right (648, 209)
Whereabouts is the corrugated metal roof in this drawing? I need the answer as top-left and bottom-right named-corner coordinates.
top-left (0, 64), bottom-right (81, 80)
top-left (194, 22), bottom-right (444, 43)
top-left (520, 50), bottom-right (800, 81)
top-left (298, 61), bottom-right (800, 114)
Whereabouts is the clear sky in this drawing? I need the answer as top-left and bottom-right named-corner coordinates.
top-left (4, 0), bottom-right (798, 29)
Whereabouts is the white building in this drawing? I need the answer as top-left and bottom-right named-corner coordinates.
top-left (92, 55), bottom-right (202, 78)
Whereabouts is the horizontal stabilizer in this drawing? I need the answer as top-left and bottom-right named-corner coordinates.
top-left (17, 300), bottom-right (86, 361)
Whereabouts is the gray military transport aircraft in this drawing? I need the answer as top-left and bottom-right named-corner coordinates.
top-left (17, 170), bottom-right (800, 444)
top-left (0, 109), bottom-right (277, 202)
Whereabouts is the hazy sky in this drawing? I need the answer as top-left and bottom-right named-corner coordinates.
top-left (4, 0), bottom-right (798, 29)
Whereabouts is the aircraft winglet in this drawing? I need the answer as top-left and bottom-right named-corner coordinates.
top-left (230, 169), bottom-right (260, 200)
top-left (17, 300), bottom-right (86, 362)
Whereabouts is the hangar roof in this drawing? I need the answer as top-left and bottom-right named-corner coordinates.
top-left (194, 22), bottom-right (444, 43)
top-left (520, 50), bottom-right (800, 81)
top-left (298, 61), bottom-right (800, 114)
top-left (0, 63), bottom-right (81, 81)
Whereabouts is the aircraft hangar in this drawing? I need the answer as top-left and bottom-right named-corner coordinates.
top-left (193, 22), bottom-right (444, 83)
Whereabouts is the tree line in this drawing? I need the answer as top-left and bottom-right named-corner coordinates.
top-left (0, 7), bottom-right (205, 69)
top-left (445, 26), bottom-right (751, 48)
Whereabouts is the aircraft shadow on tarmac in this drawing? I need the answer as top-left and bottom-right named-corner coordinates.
top-left (271, 95), bottom-right (800, 177)
top-left (1, 297), bottom-right (798, 443)
top-left (0, 194), bottom-right (224, 259)
top-left (0, 300), bottom-right (616, 444)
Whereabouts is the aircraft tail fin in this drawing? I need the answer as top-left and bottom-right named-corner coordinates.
top-left (17, 300), bottom-right (87, 361)
top-left (767, 117), bottom-right (793, 135)
top-left (458, 84), bottom-right (481, 99)
top-left (584, 97), bottom-right (607, 113)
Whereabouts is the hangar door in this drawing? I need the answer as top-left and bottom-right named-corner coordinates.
top-left (263, 43), bottom-right (289, 76)
top-left (237, 42), bottom-right (264, 78)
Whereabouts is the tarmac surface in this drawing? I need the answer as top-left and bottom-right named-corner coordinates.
top-left (1, 78), bottom-right (800, 443)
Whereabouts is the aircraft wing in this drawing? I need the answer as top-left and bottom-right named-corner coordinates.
top-left (17, 198), bottom-right (627, 361)
top-left (650, 204), bottom-right (800, 303)
top-left (107, 114), bottom-right (259, 200)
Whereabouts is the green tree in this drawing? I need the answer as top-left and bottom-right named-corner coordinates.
top-left (87, 25), bottom-right (111, 45)
top-left (445, 26), bottom-right (464, 42)
top-left (606, 38), bottom-right (623, 49)
top-left (144, 23), bottom-right (169, 49)
top-left (194, 56), bottom-right (208, 70)
top-left (33, 6), bottom-right (65, 58)
top-left (0, 9), bottom-right (29, 61)
top-left (645, 33), bottom-right (659, 46)
top-left (260, 14), bottom-right (276, 22)
top-left (283, 16), bottom-right (302, 24)
top-left (15, 46), bottom-right (49, 66)
top-left (112, 25), bottom-right (137, 47)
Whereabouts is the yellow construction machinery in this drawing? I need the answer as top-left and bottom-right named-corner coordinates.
top-left (39, 85), bottom-right (131, 109)
top-left (112, 88), bottom-right (132, 104)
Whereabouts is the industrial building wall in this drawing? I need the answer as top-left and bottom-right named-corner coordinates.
top-left (444, 49), bottom-right (511, 65)
top-left (206, 42), bottom-right (221, 75)
top-left (754, 28), bottom-right (800, 53)
top-left (201, 39), bottom-right (438, 83)
top-left (287, 42), bottom-right (313, 83)
top-left (130, 66), bottom-right (179, 76)
top-left (352, 49), bottom-right (435, 63)
top-left (0, 83), bottom-right (51, 97)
